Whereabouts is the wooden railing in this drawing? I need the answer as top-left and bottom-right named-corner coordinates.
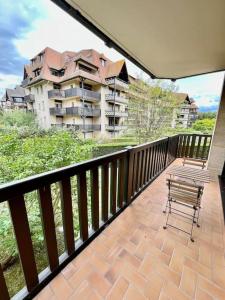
top-left (0, 134), bottom-right (211, 299)
top-left (177, 134), bottom-right (212, 160)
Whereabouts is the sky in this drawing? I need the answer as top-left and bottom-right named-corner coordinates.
top-left (0, 0), bottom-right (224, 111)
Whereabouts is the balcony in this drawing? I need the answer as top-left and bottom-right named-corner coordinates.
top-left (105, 124), bottom-right (127, 131)
top-left (66, 124), bottom-right (101, 131)
top-left (48, 88), bottom-right (101, 102)
top-left (66, 107), bottom-right (101, 117)
top-left (106, 77), bottom-right (129, 90)
top-left (105, 93), bottom-right (128, 104)
top-left (24, 94), bottom-right (35, 102)
top-left (105, 110), bottom-right (128, 117)
top-left (49, 107), bottom-right (66, 116)
top-left (1, 134), bottom-right (221, 300)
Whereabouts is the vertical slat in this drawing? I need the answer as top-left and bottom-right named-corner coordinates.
top-left (196, 135), bottom-right (202, 158)
top-left (77, 172), bottom-right (88, 241)
top-left (101, 164), bottom-right (109, 221)
top-left (0, 265), bottom-right (9, 300)
top-left (202, 136), bottom-right (207, 159)
top-left (60, 178), bottom-right (75, 255)
top-left (154, 144), bottom-right (159, 176)
top-left (132, 152), bottom-right (138, 195)
top-left (148, 147), bottom-right (153, 180)
top-left (181, 135), bottom-right (187, 157)
top-left (137, 151), bottom-right (142, 190)
top-left (150, 146), bottom-right (156, 179)
top-left (110, 160), bottom-right (117, 215)
top-left (144, 148), bottom-right (150, 183)
top-left (127, 150), bottom-right (134, 202)
top-left (185, 135), bottom-right (190, 157)
top-left (39, 185), bottom-right (59, 270)
top-left (8, 196), bottom-right (38, 292)
top-left (190, 134), bottom-right (196, 158)
top-left (90, 167), bottom-right (99, 231)
top-left (141, 149), bottom-right (146, 187)
top-left (155, 144), bottom-right (160, 174)
top-left (118, 158), bottom-right (125, 208)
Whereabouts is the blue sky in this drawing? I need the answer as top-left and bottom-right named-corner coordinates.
top-left (0, 0), bottom-right (224, 111)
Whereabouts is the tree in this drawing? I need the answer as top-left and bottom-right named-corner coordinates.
top-left (197, 111), bottom-right (217, 120)
top-left (127, 78), bottom-right (180, 143)
top-left (192, 118), bottom-right (215, 133)
top-left (0, 110), bottom-right (37, 128)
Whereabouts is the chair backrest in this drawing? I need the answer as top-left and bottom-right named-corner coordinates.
top-left (183, 157), bottom-right (206, 169)
top-left (166, 178), bottom-right (203, 207)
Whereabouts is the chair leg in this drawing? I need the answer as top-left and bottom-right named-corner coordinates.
top-left (190, 207), bottom-right (197, 242)
top-left (196, 207), bottom-right (201, 227)
top-left (163, 199), bottom-right (171, 229)
top-left (163, 198), bottom-right (168, 214)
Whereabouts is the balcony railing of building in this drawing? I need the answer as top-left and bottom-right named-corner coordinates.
top-left (50, 107), bottom-right (101, 117)
top-left (66, 124), bottom-right (101, 131)
top-left (105, 124), bottom-right (127, 131)
top-left (105, 77), bottom-right (129, 90)
top-left (24, 94), bottom-right (35, 103)
top-left (48, 88), bottom-right (101, 102)
top-left (105, 110), bottom-right (128, 117)
top-left (0, 133), bottom-right (212, 299)
top-left (105, 93), bottom-right (128, 104)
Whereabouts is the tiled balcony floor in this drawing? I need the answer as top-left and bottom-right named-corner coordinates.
top-left (35, 159), bottom-right (225, 300)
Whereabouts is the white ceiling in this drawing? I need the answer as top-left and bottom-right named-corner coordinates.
top-left (64, 0), bottom-right (225, 79)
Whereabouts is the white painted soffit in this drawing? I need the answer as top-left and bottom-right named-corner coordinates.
top-left (60, 0), bottom-right (225, 79)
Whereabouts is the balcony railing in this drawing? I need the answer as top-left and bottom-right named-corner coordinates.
top-left (48, 88), bottom-right (101, 102)
top-left (66, 124), bottom-right (101, 131)
top-left (106, 77), bottom-right (129, 90)
top-left (24, 94), bottom-right (35, 102)
top-left (49, 107), bottom-right (66, 115)
top-left (66, 107), bottom-right (101, 117)
top-left (105, 110), bottom-right (128, 117)
top-left (0, 134), bottom-right (212, 299)
top-left (105, 124), bottom-right (127, 131)
top-left (105, 93), bottom-right (128, 104)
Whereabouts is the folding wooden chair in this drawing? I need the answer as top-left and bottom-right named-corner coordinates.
top-left (183, 157), bottom-right (206, 169)
top-left (163, 179), bottom-right (203, 242)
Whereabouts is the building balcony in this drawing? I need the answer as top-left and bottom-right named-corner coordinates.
top-left (24, 94), bottom-right (35, 102)
top-left (48, 88), bottom-right (101, 102)
top-left (105, 110), bottom-right (128, 117)
top-left (66, 124), bottom-right (101, 131)
top-left (66, 107), bottom-right (101, 117)
top-left (106, 77), bottom-right (129, 90)
top-left (49, 107), bottom-right (66, 116)
top-left (105, 93), bottom-right (128, 104)
top-left (105, 124), bottom-right (127, 131)
top-left (1, 133), bottom-right (219, 300)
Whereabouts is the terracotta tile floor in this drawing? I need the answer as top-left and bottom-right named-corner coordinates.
top-left (35, 159), bottom-right (225, 300)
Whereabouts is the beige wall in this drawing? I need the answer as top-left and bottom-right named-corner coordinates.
top-left (207, 76), bottom-right (225, 179)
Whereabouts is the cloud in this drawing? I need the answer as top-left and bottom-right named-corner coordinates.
top-left (0, 73), bottom-right (22, 98)
top-left (0, 0), bottom-right (44, 76)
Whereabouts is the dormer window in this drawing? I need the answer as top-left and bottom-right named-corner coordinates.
top-left (79, 63), bottom-right (93, 73)
top-left (100, 58), bottom-right (106, 67)
top-left (39, 52), bottom-right (44, 62)
top-left (50, 68), bottom-right (65, 77)
top-left (34, 68), bottom-right (41, 77)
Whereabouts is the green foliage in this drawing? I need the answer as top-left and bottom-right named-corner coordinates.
top-left (197, 111), bottom-right (217, 120)
top-left (0, 129), bottom-right (95, 297)
top-left (127, 79), bottom-right (180, 143)
top-left (192, 118), bottom-right (215, 134)
top-left (0, 110), bottom-right (37, 128)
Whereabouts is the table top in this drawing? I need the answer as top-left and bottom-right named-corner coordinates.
top-left (167, 165), bottom-right (211, 183)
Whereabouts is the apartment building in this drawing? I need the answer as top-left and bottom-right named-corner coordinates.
top-left (172, 93), bottom-right (198, 128)
top-left (21, 47), bottom-right (129, 138)
top-left (0, 85), bottom-right (32, 111)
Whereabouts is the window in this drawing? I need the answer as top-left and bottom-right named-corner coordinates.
top-left (79, 82), bottom-right (92, 90)
top-left (70, 85), bottom-right (73, 89)
top-left (78, 63), bottom-right (93, 73)
top-left (36, 87), bottom-right (39, 94)
top-left (100, 58), bottom-right (106, 67)
top-left (40, 85), bottom-right (43, 94)
top-left (53, 83), bottom-right (61, 90)
top-left (50, 68), bottom-right (65, 77)
top-left (13, 97), bottom-right (23, 103)
top-left (109, 117), bottom-right (119, 125)
top-left (34, 68), bottom-right (41, 77)
top-left (55, 100), bottom-right (62, 108)
top-left (39, 52), bottom-right (44, 62)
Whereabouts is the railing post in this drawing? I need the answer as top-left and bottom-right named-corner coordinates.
top-left (164, 137), bottom-right (170, 168)
top-left (126, 146), bottom-right (134, 203)
top-left (190, 134), bottom-right (196, 158)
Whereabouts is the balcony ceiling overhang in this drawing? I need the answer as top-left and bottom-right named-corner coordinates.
top-left (53, 0), bottom-right (225, 80)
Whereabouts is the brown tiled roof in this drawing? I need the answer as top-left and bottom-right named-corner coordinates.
top-left (106, 60), bottom-right (125, 78)
top-left (22, 47), bottom-right (128, 86)
top-left (5, 86), bottom-right (25, 101)
top-left (173, 92), bottom-right (189, 103)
